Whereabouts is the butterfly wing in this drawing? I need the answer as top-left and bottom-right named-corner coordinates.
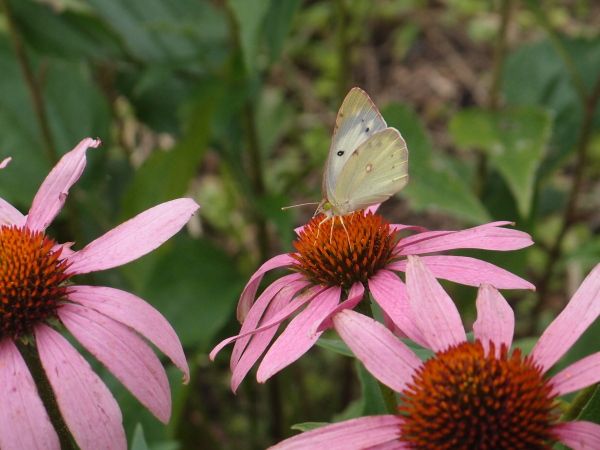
top-left (329, 128), bottom-right (408, 215)
top-left (323, 87), bottom-right (387, 200)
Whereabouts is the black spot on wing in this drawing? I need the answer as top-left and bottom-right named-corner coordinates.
top-left (337, 150), bottom-right (344, 156)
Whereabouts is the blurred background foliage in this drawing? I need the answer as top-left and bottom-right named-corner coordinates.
top-left (0, 0), bottom-right (599, 448)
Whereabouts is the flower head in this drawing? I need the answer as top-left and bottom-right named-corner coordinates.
top-left (0, 139), bottom-right (199, 450)
top-left (211, 209), bottom-right (534, 391)
top-left (270, 257), bottom-right (600, 450)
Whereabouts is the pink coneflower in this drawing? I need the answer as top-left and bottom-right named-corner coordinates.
top-left (0, 138), bottom-right (199, 450)
top-left (211, 210), bottom-right (534, 391)
top-left (271, 257), bottom-right (600, 450)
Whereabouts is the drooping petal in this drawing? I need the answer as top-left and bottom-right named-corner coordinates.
top-left (0, 197), bottom-right (25, 227)
top-left (0, 339), bottom-right (60, 450)
top-left (26, 138), bottom-right (101, 232)
top-left (210, 286), bottom-right (323, 360)
top-left (553, 421), bottom-right (600, 449)
top-left (369, 270), bottom-right (428, 347)
top-left (237, 253), bottom-right (297, 322)
top-left (388, 256), bottom-right (534, 290)
top-left (231, 274), bottom-right (307, 370)
top-left (230, 280), bottom-right (308, 392)
top-left (333, 309), bottom-right (420, 392)
top-left (257, 286), bottom-right (341, 382)
top-left (269, 415), bottom-right (404, 450)
top-left (406, 256), bottom-right (466, 352)
top-left (35, 324), bottom-right (126, 450)
top-left (551, 352), bottom-right (600, 396)
top-left (473, 284), bottom-right (514, 355)
top-left (532, 264), bottom-right (600, 373)
top-left (58, 304), bottom-right (171, 423)
top-left (396, 221), bottom-right (532, 255)
top-left (314, 282), bottom-right (364, 333)
top-left (67, 285), bottom-right (189, 382)
top-left (67, 198), bottom-right (199, 274)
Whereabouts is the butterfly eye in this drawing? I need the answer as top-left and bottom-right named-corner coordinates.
top-left (337, 150), bottom-right (344, 156)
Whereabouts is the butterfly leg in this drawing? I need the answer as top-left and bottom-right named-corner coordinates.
top-left (339, 215), bottom-right (352, 249)
top-left (315, 215), bottom-right (330, 243)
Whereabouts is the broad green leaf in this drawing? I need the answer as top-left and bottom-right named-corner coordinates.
top-left (356, 362), bottom-right (387, 416)
top-left (264, 0), bottom-right (301, 62)
top-left (450, 106), bottom-right (552, 217)
top-left (228, 0), bottom-right (271, 73)
top-left (576, 384), bottom-right (600, 424)
top-left (382, 103), bottom-right (489, 224)
top-left (316, 336), bottom-right (354, 358)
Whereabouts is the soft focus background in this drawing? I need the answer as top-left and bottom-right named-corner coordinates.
top-left (0, 0), bottom-right (599, 449)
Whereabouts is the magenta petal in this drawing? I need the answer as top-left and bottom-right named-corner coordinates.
top-left (67, 198), bottom-right (199, 274)
top-left (554, 421), bottom-right (600, 449)
top-left (0, 197), bottom-right (25, 227)
top-left (314, 282), bottom-right (364, 333)
top-left (369, 270), bottom-right (428, 347)
top-left (257, 286), bottom-right (341, 382)
top-left (406, 256), bottom-right (466, 352)
top-left (35, 324), bottom-right (126, 450)
top-left (388, 256), bottom-right (534, 290)
top-left (333, 309), bottom-right (420, 392)
top-left (532, 264), bottom-right (600, 373)
top-left (237, 253), bottom-right (297, 322)
top-left (472, 284), bottom-right (514, 355)
top-left (551, 352), bottom-right (600, 396)
top-left (0, 156), bottom-right (11, 169)
top-left (0, 339), bottom-right (60, 450)
top-left (67, 285), bottom-right (189, 382)
top-left (396, 221), bottom-right (532, 255)
top-left (269, 415), bottom-right (404, 450)
top-left (59, 304), bottom-right (171, 423)
top-left (26, 138), bottom-right (101, 232)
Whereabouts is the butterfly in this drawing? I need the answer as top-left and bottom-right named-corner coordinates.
top-left (316, 87), bottom-right (409, 222)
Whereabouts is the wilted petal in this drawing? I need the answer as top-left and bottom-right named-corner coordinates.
top-left (67, 285), bottom-right (189, 382)
top-left (396, 221), bottom-right (532, 255)
top-left (257, 287), bottom-right (341, 382)
top-left (473, 285), bottom-right (514, 355)
top-left (59, 304), bottom-right (171, 423)
top-left (389, 256), bottom-right (533, 290)
top-left (67, 198), bottom-right (199, 274)
top-left (0, 339), bottom-right (59, 450)
top-left (333, 309), bottom-right (420, 392)
top-left (554, 421), bottom-right (600, 449)
top-left (269, 415), bottom-right (404, 450)
top-left (532, 264), bottom-right (600, 373)
top-left (369, 270), bottom-right (427, 347)
top-left (551, 352), bottom-right (600, 396)
top-left (406, 256), bottom-right (466, 352)
top-left (35, 324), bottom-right (126, 450)
top-left (237, 253), bottom-right (297, 322)
top-left (27, 138), bottom-right (101, 232)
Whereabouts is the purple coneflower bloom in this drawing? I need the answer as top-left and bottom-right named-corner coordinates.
top-left (211, 210), bottom-right (533, 391)
top-left (0, 139), bottom-right (199, 450)
top-left (271, 257), bottom-right (600, 450)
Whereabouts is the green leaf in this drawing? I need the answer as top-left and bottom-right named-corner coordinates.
top-left (228, 0), bottom-right (271, 73)
top-left (290, 422), bottom-right (329, 432)
top-left (450, 106), bottom-right (552, 217)
top-left (356, 361), bottom-right (387, 415)
top-left (576, 384), bottom-right (600, 423)
top-left (131, 424), bottom-right (150, 450)
top-left (316, 336), bottom-right (354, 357)
top-left (264, 0), bottom-right (301, 62)
top-left (382, 103), bottom-right (490, 224)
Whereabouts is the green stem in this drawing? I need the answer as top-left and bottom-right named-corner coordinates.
top-left (489, 0), bottom-right (512, 110)
top-left (17, 341), bottom-right (78, 450)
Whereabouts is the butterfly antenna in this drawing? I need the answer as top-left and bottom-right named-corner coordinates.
top-left (281, 202), bottom-right (320, 211)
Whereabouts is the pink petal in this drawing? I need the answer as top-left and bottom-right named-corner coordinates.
top-left (26, 138), bottom-right (101, 232)
top-left (532, 264), bottom-right (600, 373)
top-left (257, 286), bottom-right (341, 382)
top-left (551, 352), bottom-right (600, 396)
top-left (237, 253), bottom-right (297, 322)
top-left (230, 280), bottom-right (307, 392)
top-left (472, 284), bottom-right (514, 356)
top-left (270, 415), bottom-right (404, 450)
top-left (35, 324), bottom-right (126, 450)
top-left (554, 421), bottom-right (600, 449)
top-left (396, 221), bottom-right (532, 255)
top-left (388, 256), bottom-right (534, 290)
top-left (0, 156), bottom-right (11, 169)
top-left (0, 197), bottom-right (25, 227)
top-left (333, 309), bottom-right (420, 392)
top-left (314, 282), bottom-right (364, 333)
top-left (366, 442), bottom-right (409, 450)
top-left (406, 256), bottom-right (466, 352)
top-left (67, 285), bottom-right (189, 382)
top-left (67, 198), bottom-right (199, 274)
top-left (368, 270), bottom-right (428, 347)
top-left (58, 304), bottom-right (171, 423)
top-left (210, 286), bottom-right (322, 360)
top-left (0, 339), bottom-right (60, 450)
top-left (231, 274), bottom-right (307, 371)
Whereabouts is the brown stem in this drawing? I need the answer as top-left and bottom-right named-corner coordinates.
top-left (1, 0), bottom-right (57, 164)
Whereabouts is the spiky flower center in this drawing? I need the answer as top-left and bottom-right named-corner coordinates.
top-left (399, 340), bottom-right (558, 450)
top-left (292, 211), bottom-right (397, 289)
top-left (0, 225), bottom-right (70, 340)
